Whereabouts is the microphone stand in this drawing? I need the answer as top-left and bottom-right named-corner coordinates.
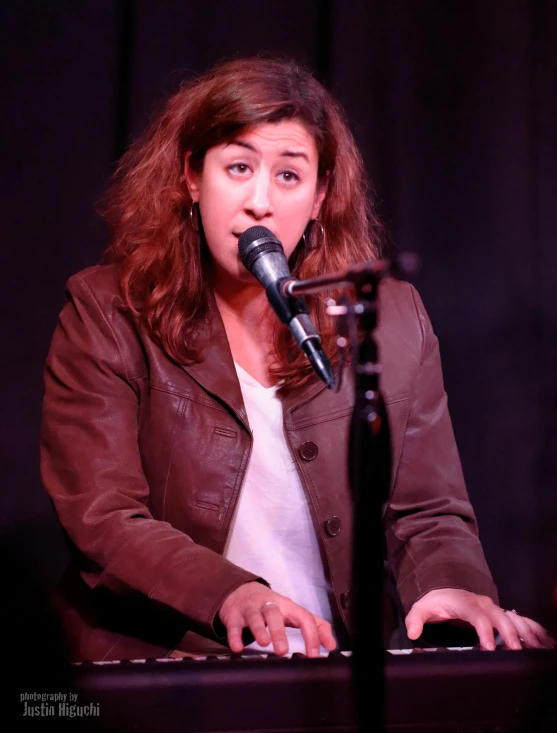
top-left (285, 254), bottom-right (418, 733)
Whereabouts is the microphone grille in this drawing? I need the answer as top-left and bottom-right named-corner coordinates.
top-left (238, 226), bottom-right (283, 271)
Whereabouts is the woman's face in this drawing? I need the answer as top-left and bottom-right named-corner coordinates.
top-left (185, 120), bottom-right (326, 286)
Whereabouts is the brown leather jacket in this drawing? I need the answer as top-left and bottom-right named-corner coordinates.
top-left (40, 264), bottom-right (497, 661)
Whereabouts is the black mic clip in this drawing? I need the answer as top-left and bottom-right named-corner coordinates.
top-left (265, 276), bottom-right (308, 326)
top-left (270, 277), bottom-right (335, 390)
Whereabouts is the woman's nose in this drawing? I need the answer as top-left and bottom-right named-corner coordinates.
top-left (244, 171), bottom-right (274, 219)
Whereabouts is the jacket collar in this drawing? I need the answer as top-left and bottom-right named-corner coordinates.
top-left (180, 298), bottom-right (330, 430)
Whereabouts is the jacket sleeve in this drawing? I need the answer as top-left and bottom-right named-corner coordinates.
top-left (40, 271), bottom-right (263, 643)
top-left (384, 285), bottom-right (498, 614)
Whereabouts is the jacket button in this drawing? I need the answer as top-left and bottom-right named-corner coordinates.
top-left (340, 591), bottom-right (352, 609)
top-left (324, 516), bottom-right (342, 537)
top-left (299, 441), bottom-right (318, 461)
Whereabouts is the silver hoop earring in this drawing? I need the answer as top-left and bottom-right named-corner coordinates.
top-left (189, 201), bottom-right (200, 233)
top-left (315, 219), bottom-right (325, 246)
top-left (303, 219), bottom-right (325, 250)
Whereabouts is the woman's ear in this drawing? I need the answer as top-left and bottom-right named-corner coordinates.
top-left (183, 153), bottom-right (200, 202)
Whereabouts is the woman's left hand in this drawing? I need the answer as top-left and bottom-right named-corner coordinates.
top-left (405, 588), bottom-right (555, 650)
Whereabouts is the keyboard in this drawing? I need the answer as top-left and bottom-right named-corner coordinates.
top-left (69, 647), bottom-right (557, 732)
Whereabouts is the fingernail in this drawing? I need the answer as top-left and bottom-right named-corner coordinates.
top-left (512, 641), bottom-right (522, 650)
top-left (486, 642), bottom-right (495, 651)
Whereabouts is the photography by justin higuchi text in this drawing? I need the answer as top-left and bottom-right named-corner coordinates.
top-left (20, 691), bottom-right (100, 718)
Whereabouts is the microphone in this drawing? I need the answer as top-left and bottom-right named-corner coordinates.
top-left (238, 225), bottom-right (335, 389)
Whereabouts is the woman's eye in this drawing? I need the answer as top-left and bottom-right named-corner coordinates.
top-left (229, 163), bottom-right (250, 175)
top-left (278, 170), bottom-right (300, 184)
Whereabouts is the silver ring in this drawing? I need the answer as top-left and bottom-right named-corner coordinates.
top-left (505, 609), bottom-right (518, 614)
top-left (260, 601), bottom-right (280, 612)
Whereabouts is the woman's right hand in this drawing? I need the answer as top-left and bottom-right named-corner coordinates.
top-left (218, 581), bottom-right (336, 657)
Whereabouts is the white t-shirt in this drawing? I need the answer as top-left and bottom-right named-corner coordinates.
top-left (224, 362), bottom-right (334, 654)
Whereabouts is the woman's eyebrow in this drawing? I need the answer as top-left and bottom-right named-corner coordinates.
top-left (227, 140), bottom-right (258, 152)
top-left (226, 140), bottom-right (309, 163)
top-left (279, 150), bottom-right (309, 163)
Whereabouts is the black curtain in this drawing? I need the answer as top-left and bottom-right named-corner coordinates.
top-left (2, 0), bottom-right (556, 625)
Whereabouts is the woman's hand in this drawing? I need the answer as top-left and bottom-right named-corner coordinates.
top-left (218, 582), bottom-right (337, 657)
top-left (405, 588), bottom-right (555, 650)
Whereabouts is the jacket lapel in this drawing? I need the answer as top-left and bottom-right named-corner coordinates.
top-left (180, 304), bottom-right (250, 432)
top-left (280, 374), bottom-right (329, 423)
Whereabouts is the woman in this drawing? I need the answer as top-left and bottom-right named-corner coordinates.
top-left (41, 56), bottom-right (552, 662)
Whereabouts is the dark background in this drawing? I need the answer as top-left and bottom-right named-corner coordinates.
top-left (2, 0), bottom-right (556, 628)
